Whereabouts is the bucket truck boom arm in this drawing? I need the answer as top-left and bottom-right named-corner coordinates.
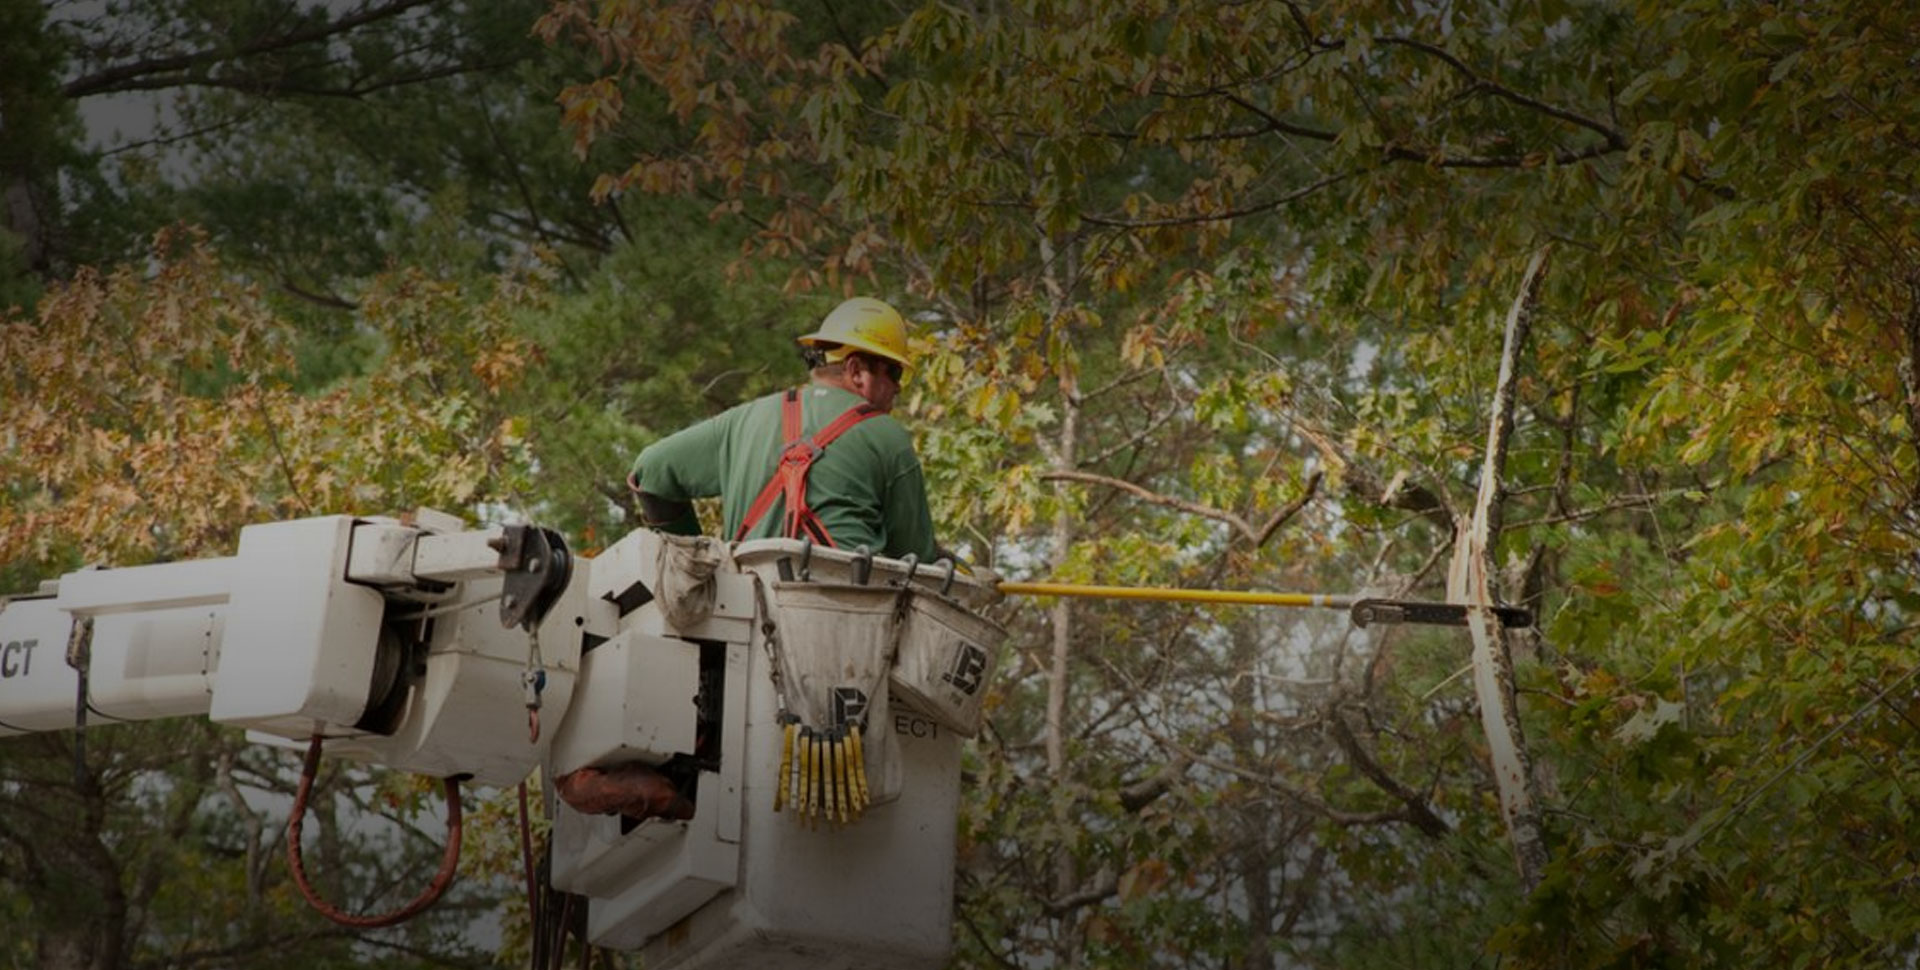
top-left (0, 511), bottom-right (1003, 970)
top-left (0, 510), bottom-right (586, 786)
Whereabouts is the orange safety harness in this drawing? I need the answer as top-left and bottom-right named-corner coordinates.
top-left (734, 388), bottom-right (880, 547)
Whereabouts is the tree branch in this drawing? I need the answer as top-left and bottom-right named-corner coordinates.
top-left (1505, 488), bottom-right (1698, 530)
top-left (1079, 170), bottom-right (1356, 229)
top-left (956, 904), bottom-right (1026, 970)
top-left (1291, 419), bottom-right (1456, 533)
top-left (1039, 467), bottom-right (1319, 548)
top-left (129, 929), bottom-right (360, 970)
top-left (1372, 35), bottom-right (1629, 150)
top-left (1901, 273), bottom-right (1920, 510)
top-left (1325, 710), bottom-right (1450, 838)
top-left (1041, 468), bottom-right (1251, 536)
top-left (1040, 868), bottom-right (1118, 917)
top-left (277, 277), bottom-right (359, 311)
top-left (1214, 42), bottom-right (1625, 169)
top-left (1156, 736), bottom-right (1422, 831)
top-left (1455, 245), bottom-right (1553, 890)
top-left (1118, 755), bottom-right (1193, 813)
top-left (1252, 470), bottom-right (1323, 546)
top-left (62, 0), bottom-right (443, 99)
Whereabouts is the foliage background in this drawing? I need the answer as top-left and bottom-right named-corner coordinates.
top-left (2, 0), bottom-right (1917, 967)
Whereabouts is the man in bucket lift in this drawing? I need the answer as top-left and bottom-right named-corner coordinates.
top-left (554, 297), bottom-right (941, 822)
top-left (628, 295), bottom-right (938, 562)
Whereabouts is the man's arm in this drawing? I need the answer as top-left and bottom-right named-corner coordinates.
top-left (631, 413), bottom-right (731, 536)
top-left (627, 472), bottom-right (701, 535)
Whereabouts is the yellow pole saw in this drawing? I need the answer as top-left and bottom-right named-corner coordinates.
top-left (994, 581), bottom-right (1531, 629)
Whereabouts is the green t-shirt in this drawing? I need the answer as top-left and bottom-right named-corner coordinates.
top-left (632, 384), bottom-right (938, 561)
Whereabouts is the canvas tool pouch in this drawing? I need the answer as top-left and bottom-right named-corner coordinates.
top-left (766, 580), bottom-right (905, 803)
top-left (656, 533), bottom-right (724, 631)
top-left (890, 587), bottom-right (1005, 737)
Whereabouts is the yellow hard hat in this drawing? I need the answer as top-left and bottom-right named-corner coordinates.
top-left (797, 297), bottom-right (912, 370)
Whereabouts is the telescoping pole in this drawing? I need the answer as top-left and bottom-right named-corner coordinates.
top-left (993, 582), bottom-right (1355, 611)
top-left (994, 581), bottom-right (1531, 629)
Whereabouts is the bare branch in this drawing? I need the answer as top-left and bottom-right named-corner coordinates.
top-left (1080, 170), bottom-right (1357, 230)
top-left (70, 58), bottom-right (504, 100)
top-left (955, 905), bottom-right (1025, 970)
top-left (277, 277), bottom-right (359, 311)
top-left (1118, 755), bottom-right (1193, 813)
top-left (1373, 35), bottom-right (1629, 150)
top-left (1039, 467), bottom-right (1319, 549)
top-left (1292, 419), bottom-right (1455, 533)
top-left (63, 0), bottom-right (443, 99)
top-left (1456, 245), bottom-right (1553, 890)
top-left (1040, 869), bottom-right (1119, 917)
top-left (1901, 273), bottom-right (1920, 509)
top-left (130, 929), bottom-right (361, 970)
top-left (1505, 489), bottom-right (1694, 530)
top-left (1325, 711), bottom-right (1450, 838)
top-left (1156, 735), bottom-right (1426, 831)
top-left (1251, 470), bottom-right (1322, 547)
top-left (252, 387), bottom-right (311, 515)
top-left (1042, 468), bottom-right (1252, 536)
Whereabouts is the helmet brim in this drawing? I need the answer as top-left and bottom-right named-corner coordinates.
top-left (796, 333), bottom-right (912, 371)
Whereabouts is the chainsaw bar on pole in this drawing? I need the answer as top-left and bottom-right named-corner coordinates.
top-left (1348, 598), bottom-right (1531, 629)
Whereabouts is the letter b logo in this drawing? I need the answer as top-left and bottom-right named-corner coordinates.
top-left (941, 642), bottom-right (988, 696)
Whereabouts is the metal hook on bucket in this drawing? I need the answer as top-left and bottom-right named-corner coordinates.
top-left (851, 545), bottom-right (874, 586)
top-left (798, 536), bottom-right (813, 582)
top-left (936, 557), bottom-right (957, 597)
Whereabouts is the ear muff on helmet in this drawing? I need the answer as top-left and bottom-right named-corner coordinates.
top-left (796, 297), bottom-right (912, 371)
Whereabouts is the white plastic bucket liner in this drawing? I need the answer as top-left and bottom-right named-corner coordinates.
top-left (891, 589), bottom-right (1004, 737)
top-left (766, 581), bottom-right (905, 802)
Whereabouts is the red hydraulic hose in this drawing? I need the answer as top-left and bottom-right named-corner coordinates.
top-left (518, 780), bottom-right (538, 920)
top-left (285, 733), bottom-right (463, 929)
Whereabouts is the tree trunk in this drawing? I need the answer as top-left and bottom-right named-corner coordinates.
top-left (1226, 624), bottom-right (1276, 970)
top-left (1045, 375), bottom-right (1082, 960)
top-left (33, 749), bottom-right (129, 970)
top-left (0, 0), bottom-right (62, 279)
